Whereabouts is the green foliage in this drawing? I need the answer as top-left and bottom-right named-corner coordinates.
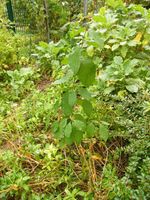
top-left (33, 40), bottom-right (66, 74)
top-left (69, 47), bottom-right (81, 74)
top-left (0, 29), bottom-right (28, 70)
top-left (12, 0), bottom-right (82, 40)
top-left (127, 0), bottom-right (150, 7)
top-left (0, 0), bottom-right (150, 199)
top-left (0, 28), bottom-right (38, 117)
top-left (49, 1), bottom-right (150, 146)
top-left (78, 59), bottom-right (96, 87)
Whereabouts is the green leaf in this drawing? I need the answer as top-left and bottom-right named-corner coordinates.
top-left (112, 44), bottom-right (120, 51)
top-left (89, 30), bottom-right (104, 49)
top-left (99, 124), bottom-right (109, 142)
top-left (61, 90), bottom-right (77, 116)
top-left (126, 78), bottom-right (144, 93)
top-left (69, 126), bottom-right (84, 144)
top-left (60, 118), bottom-right (67, 128)
top-left (58, 119), bottom-right (68, 138)
top-left (106, 0), bottom-right (124, 9)
top-left (62, 92), bottom-right (73, 116)
top-left (53, 70), bottom-right (73, 85)
top-left (126, 84), bottom-right (139, 93)
top-left (93, 15), bottom-right (107, 24)
top-left (124, 59), bottom-right (138, 76)
top-left (55, 129), bottom-right (62, 139)
top-left (124, 61), bottom-right (133, 76)
top-left (82, 100), bottom-right (93, 116)
top-left (87, 45), bottom-right (94, 57)
top-left (130, 59), bottom-right (139, 67)
top-left (104, 86), bottom-right (115, 95)
top-left (128, 41), bottom-right (137, 47)
top-left (63, 134), bottom-right (74, 145)
top-left (20, 67), bottom-right (33, 76)
top-left (68, 91), bottom-right (77, 107)
top-left (68, 47), bottom-right (81, 74)
top-left (77, 58), bottom-right (96, 86)
top-left (121, 46), bottom-right (128, 58)
top-left (86, 123), bottom-right (96, 137)
top-left (99, 7), bottom-right (106, 15)
top-left (78, 88), bottom-right (91, 100)
top-left (72, 128), bottom-right (83, 144)
top-left (52, 121), bottom-right (59, 133)
top-left (64, 122), bottom-right (72, 138)
top-left (74, 114), bottom-right (86, 122)
top-left (114, 56), bottom-right (123, 65)
top-left (93, 7), bottom-right (106, 24)
top-left (72, 120), bottom-right (86, 132)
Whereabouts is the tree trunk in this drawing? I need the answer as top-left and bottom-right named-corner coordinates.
top-left (43, 0), bottom-right (50, 42)
top-left (83, 0), bottom-right (88, 17)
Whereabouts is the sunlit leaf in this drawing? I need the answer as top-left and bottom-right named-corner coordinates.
top-left (68, 47), bottom-right (81, 74)
top-left (77, 58), bottom-right (96, 86)
top-left (99, 124), bottom-right (109, 142)
top-left (82, 100), bottom-right (93, 116)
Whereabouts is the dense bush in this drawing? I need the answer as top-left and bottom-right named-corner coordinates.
top-left (0, 27), bottom-right (39, 116)
top-left (0, 28), bottom-right (31, 70)
top-left (44, 1), bottom-right (150, 144)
